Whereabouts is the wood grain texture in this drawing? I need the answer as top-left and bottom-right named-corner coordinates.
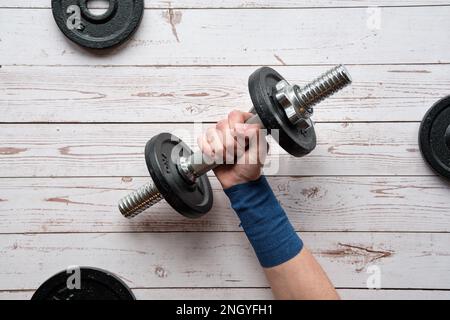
top-left (1, 2), bottom-right (449, 299)
top-left (0, 232), bottom-right (449, 290)
top-left (0, 123), bottom-right (432, 177)
top-left (2, 65), bottom-right (448, 123)
top-left (2, 0), bottom-right (449, 8)
top-left (0, 176), bottom-right (449, 234)
top-left (2, 7), bottom-right (450, 66)
top-left (132, 288), bottom-right (450, 300)
top-left (1, 288), bottom-right (449, 300)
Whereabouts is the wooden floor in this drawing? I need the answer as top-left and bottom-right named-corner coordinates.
top-left (1, 0), bottom-right (450, 300)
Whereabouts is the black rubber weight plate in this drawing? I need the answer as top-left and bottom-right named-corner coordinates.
top-left (31, 267), bottom-right (135, 300)
top-left (145, 133), bottom-right (213, 219)
top-left (52, 0), bottom-right (144, 49)
top-left (419, 96), bottom-right (450, 180)
top-left (248, 67), bottom-right (317, 157)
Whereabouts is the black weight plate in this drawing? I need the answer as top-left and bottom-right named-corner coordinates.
top-left (419, 96), bottom-right (450, 180)
top-left (31, 267), bottom-right (135, 300)
top-left (248, 67), bottom-right (317, 157)
top-left (145, 133), bottom-right (213, 219)
top-left (52, 0), bottom-right (144, 49)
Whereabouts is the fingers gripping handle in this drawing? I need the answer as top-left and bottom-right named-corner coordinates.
top-left (181, 113), bottom-right (264, 179)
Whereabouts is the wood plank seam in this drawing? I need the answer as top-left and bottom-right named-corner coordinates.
top-left (2, 7), bottom-right (450, 66)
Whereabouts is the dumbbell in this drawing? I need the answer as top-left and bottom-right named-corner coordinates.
top-left (118, 65), bottom-right (352, 219)
top-left (419, 95), bottom-right (450, 180)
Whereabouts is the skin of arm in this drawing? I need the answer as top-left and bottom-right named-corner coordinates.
top-left (199, 110), bottom-right (339, 300)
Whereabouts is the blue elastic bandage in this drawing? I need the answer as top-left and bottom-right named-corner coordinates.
top-left (224, 176), bottom-right (303, 268)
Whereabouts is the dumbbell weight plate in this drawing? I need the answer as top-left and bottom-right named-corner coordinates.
top-left (419, 96), bottom-right (450, 180)
top-left (31, 267), bottom-right (135, 300)
top-left (145, 133), bottom-right (213, 219)
top-left (51, 0), bottom-right (144, 49)
top-left (248, 67), bottom-right (317, 157)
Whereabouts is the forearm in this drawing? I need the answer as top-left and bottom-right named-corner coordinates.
top-left (224, 176), bottom-right (338, 300)
top-left (264, 248), bottom-right (339, 300)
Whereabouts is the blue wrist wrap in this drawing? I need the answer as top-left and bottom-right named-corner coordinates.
top-left (224, 176), bottom-right (303, 268)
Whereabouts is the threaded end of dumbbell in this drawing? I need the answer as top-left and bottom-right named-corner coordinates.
top-left (118, 181), bottom-right (164, 219)
top-left (295, 65), bottom-right (352, 110)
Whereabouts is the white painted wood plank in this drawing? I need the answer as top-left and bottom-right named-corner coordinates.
top-left (133, 288), bottom-right (450, 300)
top-left (1, 176), bottom-right (449, 234)
top-left (0, 123), bottom-right (432, 177)
top-left (0, 232), bottom-right (449, 290)
top-left (134, 288), bottom-right (450, 300)
top-left (339, 289), bottom-right (450, 300)
top-left (2, 1), bottom-right (449, 8)
top-left (1, 288), bottom-right (449, 300)
top-left (1, 7), bottom-right (450, 65)
top-left (2, 65), bottom-right (447, 123)
top-left (0, 290), bottom-right (34, 300)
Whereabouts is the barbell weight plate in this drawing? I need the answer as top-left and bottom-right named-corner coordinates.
top-left (248, 67), bottom-right (317, 157)
top-left (419, 96), bottom-right (450, 180)
top-left (145, 133), bottom-right (213, 219)
top-left (51, 0), bottom-right (144, 49)
top-left (31, 267), bottom-right (135, 300)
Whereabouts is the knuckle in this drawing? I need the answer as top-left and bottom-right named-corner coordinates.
top-left (206, 127), bottom-right (216, 138)
top-left (216, 120), bottom-right (227, 130)
top-left (229, 110), bottom-right (241, 120)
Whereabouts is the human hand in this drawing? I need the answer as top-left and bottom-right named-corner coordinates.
top-left (198, 110), bottom-right (268, 189)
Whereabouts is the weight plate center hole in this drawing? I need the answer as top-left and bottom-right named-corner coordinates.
top-left (79, 0), bottom-right (117, 22)
top-left (445, 125), bottom-right (450, 150)
top-left (87, 0), bottom-right (110, 16)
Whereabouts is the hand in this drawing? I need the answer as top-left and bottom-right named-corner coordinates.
top-left (198, 110), bottom-right (268, 189)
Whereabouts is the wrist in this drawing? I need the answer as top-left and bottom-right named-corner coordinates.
top-left (224, 175), bottom-right (303, 268)
top-left (217, 171), bottom-right (262, 190)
